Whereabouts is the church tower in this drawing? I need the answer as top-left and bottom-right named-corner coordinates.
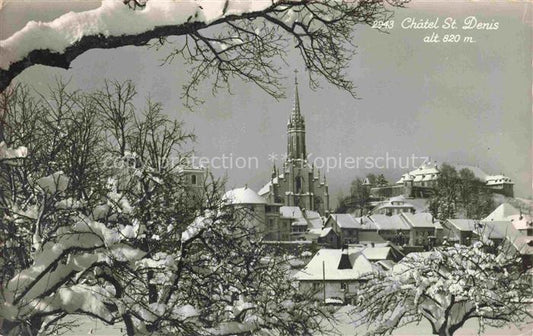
top-left (287, 70), bottom-right (306, 161)
top-left (258, 70), bottom-right (330, 216)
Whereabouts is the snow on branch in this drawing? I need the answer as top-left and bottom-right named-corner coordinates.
top-left (0, 0), bottom-right (283, 91)
top-left (0, 0), bottom-right (409, 98)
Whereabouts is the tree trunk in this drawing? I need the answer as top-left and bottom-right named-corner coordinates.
top-left (438, 328), bottom-right (453, 336)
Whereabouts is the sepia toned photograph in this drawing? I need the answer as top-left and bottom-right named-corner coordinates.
top-left (0, 0), bottom-right (531, 335)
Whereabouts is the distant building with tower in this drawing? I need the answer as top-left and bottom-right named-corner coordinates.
top-left (223, 71), bottom-right (329, 242)
top-left (369, 161), bottom-right (514, 199)
top-left (258, 71), bottom-right (330, 215)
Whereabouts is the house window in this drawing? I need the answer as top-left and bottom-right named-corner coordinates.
top-left (340, 282), bottom-right (347, 290)
top-left (312, 282), bottom-right (320, 291)
top-left (191, 175), bottom-right (197, 185)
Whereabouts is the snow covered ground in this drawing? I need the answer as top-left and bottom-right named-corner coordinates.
top-left (325, 306), bottom-right (533, 336)
top-left (63, 308), bottom-right (532, 336)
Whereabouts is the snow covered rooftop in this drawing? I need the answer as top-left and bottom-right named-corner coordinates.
top-left (369, 214), bottom-right (411, 231)
top-left (223, 187), bottom-right (266, 205)
top-left (295, 249), bottom-right (377, 281)
top-left (396, 161), bottom-right (440, 184)
top-left (507, 214), bottom-right (533, 231)
top-left (329, 214), bottom-right (361, 229)
top-left (484, 203), bottom-right (520, 221)
top-left (485, 175), bottom-right (513, 185)
top-left (446, 219), bottom-right (478, 232)
top-left (319, 227), bottom-right (333, 238)
top-left (401, 212), bottom-right (438, 229)
top-left (304, 209), bottom-right (324, 229)
top-left (359, 247), bottom-right (393, 261)
top-left (280, 206), bottom-right (303, 219)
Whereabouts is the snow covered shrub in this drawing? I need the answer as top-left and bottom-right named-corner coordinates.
top-left (351, 242), bottom-right (532, 336)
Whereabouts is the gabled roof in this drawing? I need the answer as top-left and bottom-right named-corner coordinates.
top-left (319, 227), bottom-right (334, 238)
top-left (354, 216), bottom-right (379, 230)
top-left (329, 214), bottom-right (361, 229)
top-left (446, 219), bottom-right (478, 232)
top-left (401, 212), bottom-right (438, 229)
top-left (258, 174), bottom-right (284, 196)
top-left (295, 249), bottom-right (377, 281)
top-left (349, 242), bottom-right (405, 261)
top-left (478, 220), bottom-right (523, 241)
top-left (369, 214), bottom-right (411, 231)
top-left (383, 195), bottom-right (429, 213)
top-left (304, 209), bottom-right (324, 229)
top-left (483, 203), bottom-right (520, 222)
top-left (360, 247), bottom-right (393, 261)
top-left (375, 259), bottom-right (396, 271)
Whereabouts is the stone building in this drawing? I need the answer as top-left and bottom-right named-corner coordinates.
top-left (259, 72), bottom-right (330, 215)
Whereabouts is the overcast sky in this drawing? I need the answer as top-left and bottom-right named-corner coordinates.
top-left (1, 1), bottom-right (531, 203)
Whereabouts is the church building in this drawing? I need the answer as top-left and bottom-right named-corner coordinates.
top-left (258, 72), bottom-right (330, 215)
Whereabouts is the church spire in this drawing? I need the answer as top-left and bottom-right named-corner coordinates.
top-left (287, 69), bottom-right (306, 160)
top-left (292, 69), bottom-right (301, 120)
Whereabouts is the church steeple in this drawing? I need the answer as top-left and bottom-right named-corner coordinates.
top-left (287, 70), bottom-right (306, 160)
top-left (291, 70), bottom-right (302, 121)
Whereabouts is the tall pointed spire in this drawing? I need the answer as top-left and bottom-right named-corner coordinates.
top-left (287, 69), bottom-right (306, 160)
top-left (292, 69), bottom-right (301, 118)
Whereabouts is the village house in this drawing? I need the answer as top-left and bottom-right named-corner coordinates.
top-left (371, 162), bottom-right (515, 199)
top-left (295, 245), bottom-right (395, 303)
top-left (371, 198), bottom-right (416, 216)
top-left (442, 219), bottom-right (478, 245)
top-left (483, 203), bottom-right (533, 236)
top-left (316, 227), bottom-right (339, 248)
top-left (324, 212), bottom-right (441, 247)
top-left (367, 214), bottom-right (411, 245)
top-left (400, 212), bottom-right (443, 247)
top-left (223, 187), bottom-right (285, 239)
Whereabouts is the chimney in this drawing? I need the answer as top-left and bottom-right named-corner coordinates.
top-left (337, 246), bottom-right (352, 270)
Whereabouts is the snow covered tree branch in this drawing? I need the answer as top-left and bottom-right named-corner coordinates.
top-left (351, 242), bottom-right (532, 336)
top-left (0, 0), bottom-right (408, 104)
top-left (0, 82), bottom-right (330, 335)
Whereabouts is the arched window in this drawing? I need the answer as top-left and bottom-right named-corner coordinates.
top-left (296, 175), bottom-right (303, 193)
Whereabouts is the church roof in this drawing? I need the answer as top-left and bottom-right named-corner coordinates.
top-left (223, 187), bottom-right (266, 205)
top-left (258, 181), bottom-right (273, 196)
top-left (258, 174), bottom-right (285, 196)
